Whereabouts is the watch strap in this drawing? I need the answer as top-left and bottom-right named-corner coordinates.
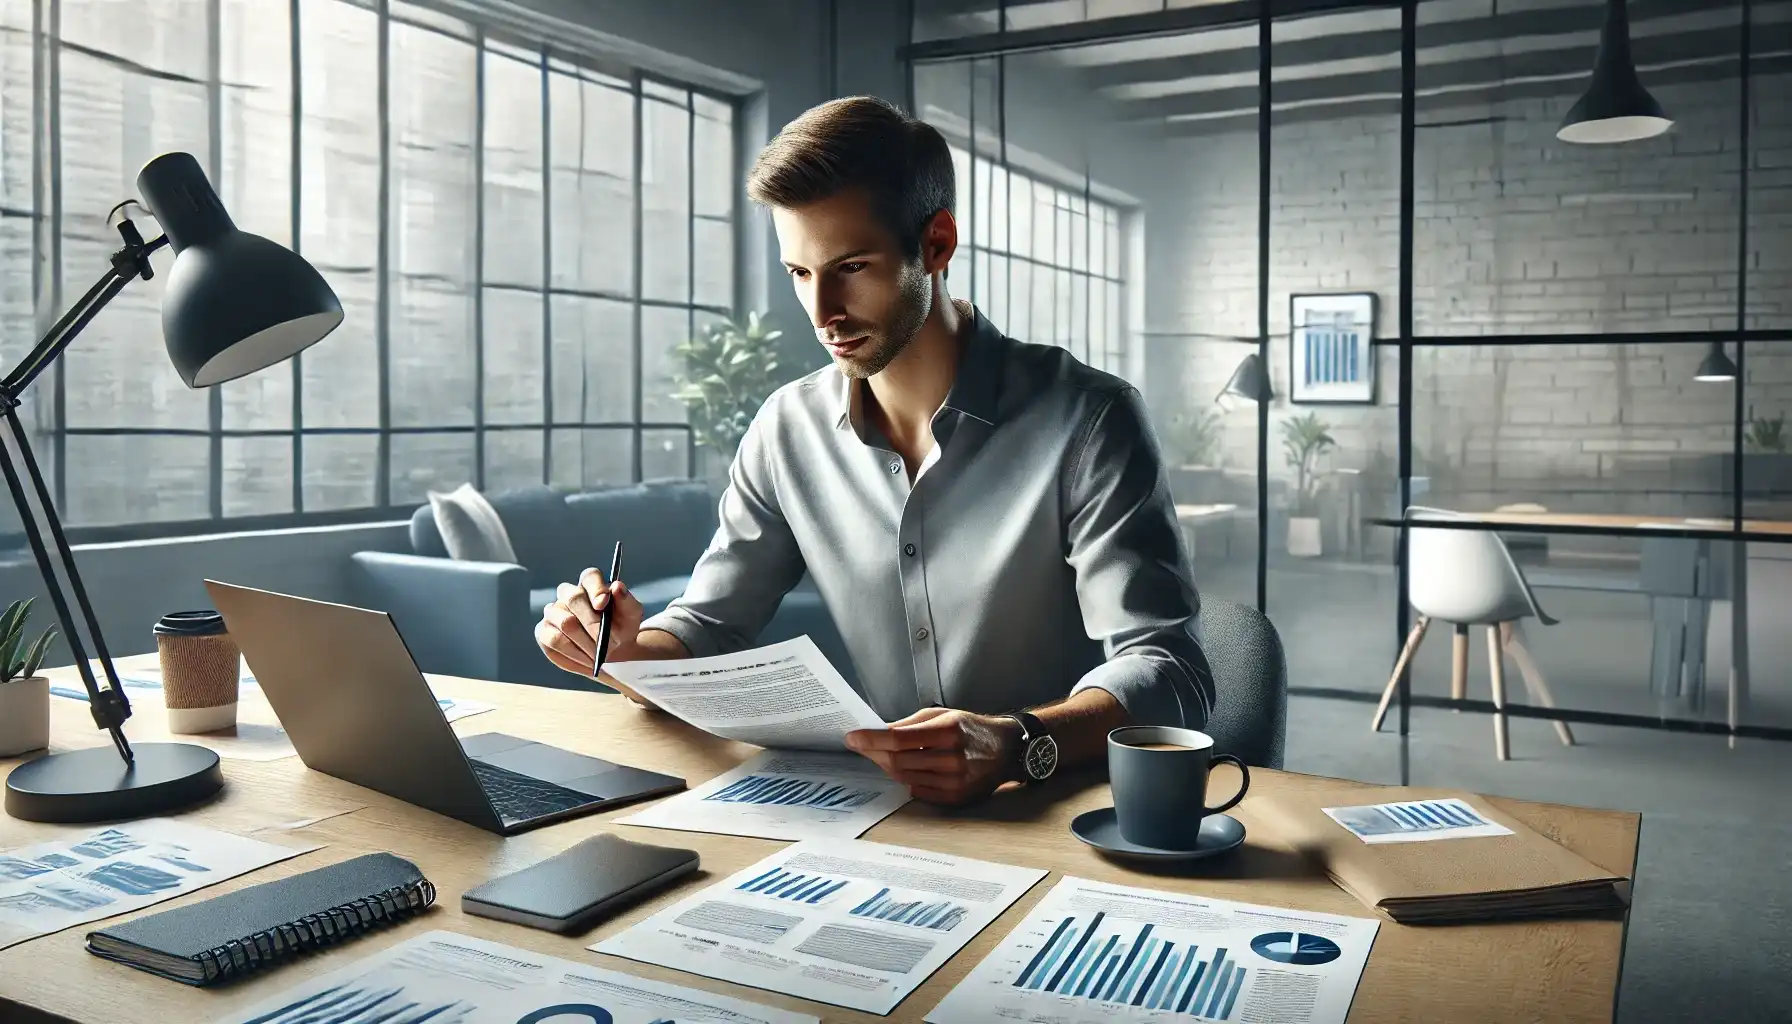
top-left (1006, 711), bottom-right (1051, 783)
top-left (1010, 710), bottom-right (1046, 742)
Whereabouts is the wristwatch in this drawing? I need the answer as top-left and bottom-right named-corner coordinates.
top-left (1003, 711), bottom-right (1059, 784)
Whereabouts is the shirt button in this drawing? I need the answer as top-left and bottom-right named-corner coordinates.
top-left (888, 461), bottom-right (901, 475)
top-left (915, 627), bottom-right (929, 641)
top-left (903, 543), bottom-right (916, 556)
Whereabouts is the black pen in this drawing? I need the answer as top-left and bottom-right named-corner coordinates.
top-left (593, 540), bottom-right (622, 680)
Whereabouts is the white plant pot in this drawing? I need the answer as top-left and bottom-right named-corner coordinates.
top-left (1287, 516), bottom-right (1323, 558)
top-left (0, 675), bottom-right (49, 757)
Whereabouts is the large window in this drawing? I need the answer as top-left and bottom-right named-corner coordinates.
top-left (0, 0), bottom-right (735, 533)
top-left (948, 144), bottom-right (1128, 375)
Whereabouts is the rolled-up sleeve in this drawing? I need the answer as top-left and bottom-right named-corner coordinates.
top-left (639, 404), bottom-right (807, 658)
top-left (1062, 386), bottom-right (1214, 728)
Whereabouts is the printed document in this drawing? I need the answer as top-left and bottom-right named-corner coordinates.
top-left (619, 750), bottom-right (910, 841)
top-left (927, 876), bottom-right (1379, 1024)
top-left (604, 636), bottom-right (885, 750)
top-left (0, 818), bottom-right (316, 950)
top-left (595, 838), bottom-right (1047, 1014)
top-left (217, 929), bottom-right (819, 1024)
top-left (1323, 797), bottom-right (1516, 844)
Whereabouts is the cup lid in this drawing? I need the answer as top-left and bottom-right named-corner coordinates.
top-left (153, 609), bottom-right (227, 636)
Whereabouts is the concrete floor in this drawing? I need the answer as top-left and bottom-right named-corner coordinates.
top-left (1212, 557), bottom-right (1792, 1023)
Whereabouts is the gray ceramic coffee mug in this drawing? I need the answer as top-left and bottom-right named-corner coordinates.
top-left (1107, 725), bottom-right (1250, 850)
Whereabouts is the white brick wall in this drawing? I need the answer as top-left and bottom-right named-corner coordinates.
top-left (1144, 72), bottom-right (1792, 510)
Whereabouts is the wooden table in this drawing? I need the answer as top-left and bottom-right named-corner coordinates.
top-left (1175, 503), bottom-right (1238, 560)
top-left (1451, 511), bottom-right (1792, 539)
top-left (0, 656), bottom-right (1640, 1023)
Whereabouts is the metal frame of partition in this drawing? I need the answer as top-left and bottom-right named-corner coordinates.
top-left (901, 0), bottom-right (1786, 747)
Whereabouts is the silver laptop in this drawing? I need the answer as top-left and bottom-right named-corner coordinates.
top-left (205, 580), bottom-right (684, 835)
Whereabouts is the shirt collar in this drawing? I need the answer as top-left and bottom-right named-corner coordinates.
top-left (833, 304), bottom-right (1005, 432)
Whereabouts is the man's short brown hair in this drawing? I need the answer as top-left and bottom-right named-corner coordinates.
top-left (747, 96), bottom-right (955, 260)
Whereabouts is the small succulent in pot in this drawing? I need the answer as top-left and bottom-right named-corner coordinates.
top-left (0, 598), bottom-right (56, 683)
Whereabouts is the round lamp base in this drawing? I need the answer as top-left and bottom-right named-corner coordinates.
top-left (5, 743), bottom-right (223, 823)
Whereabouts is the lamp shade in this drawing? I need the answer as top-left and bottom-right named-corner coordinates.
top-left (1219, 352), bottom-right (1274, 403)
top-left (1557, 0), bottom-right (1671, 144)
top-left (136, 152), bottom-right (343, 388)
top-left (1694, 342), bottom-right (1737, 382)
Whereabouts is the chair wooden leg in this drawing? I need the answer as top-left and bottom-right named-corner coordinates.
top-left (1371, 616), bottom-right (1431, 732)
top-left (1451, 624), bottom-right (1469, 711)
top-left (1501, 621), bottom-right (1575, 746)
top-left (1486, 624), bottom-right (1509, 761)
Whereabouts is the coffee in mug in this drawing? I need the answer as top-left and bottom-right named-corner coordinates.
top-left (1107, 725), bottom-right (1250, 850)
top-left (154, 610), bottom-right (240, 734)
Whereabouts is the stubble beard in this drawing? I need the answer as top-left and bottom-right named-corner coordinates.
top-left (834, 260), bottom-right (932, 380)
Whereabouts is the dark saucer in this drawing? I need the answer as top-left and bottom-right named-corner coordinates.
top-left (1070, 807), bottom-right (1246, 863)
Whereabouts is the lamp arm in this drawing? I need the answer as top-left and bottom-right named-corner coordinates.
top-left (1, 229), bottom-right (167, 397)
top-left (0, 219), bottom-right (168, 766)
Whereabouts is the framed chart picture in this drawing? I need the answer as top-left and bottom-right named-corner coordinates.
top-left (1290, 292), bottom-right (1377, 404)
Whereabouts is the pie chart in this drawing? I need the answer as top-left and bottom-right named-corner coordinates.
top-left (1251, 931), bottom-right (1342, 966)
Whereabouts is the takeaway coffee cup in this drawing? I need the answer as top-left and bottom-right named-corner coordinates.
top-left (1107, 725), bottom-right (1250, 850)
top-left (154, 610), bottom-right (240, 733)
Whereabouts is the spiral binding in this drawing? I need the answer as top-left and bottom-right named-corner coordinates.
top-left (192, 878), bottom-right (437, 982)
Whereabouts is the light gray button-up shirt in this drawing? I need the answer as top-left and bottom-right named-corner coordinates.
top-left (641, 307), bottom-right (1213, 727)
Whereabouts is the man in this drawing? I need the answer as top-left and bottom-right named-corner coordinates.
top-left (537, 96), bottom-right (1211, 806)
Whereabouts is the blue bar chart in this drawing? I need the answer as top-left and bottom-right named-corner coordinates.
top-left (930, 878), bottom-right (1379, 1024)
top-left (734, 867), bottom-right (850, 904)
top-left (846, 888), bottom-right (968, 931)
top-left (1012, 914), bottom-right (1247, 1019)
top-left (703, 775), bottom-right (881, 810)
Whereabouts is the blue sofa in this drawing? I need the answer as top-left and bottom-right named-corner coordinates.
top-left (349, 480), bottom-right (852, 690)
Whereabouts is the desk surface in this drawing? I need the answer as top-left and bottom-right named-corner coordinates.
top-left (1374, 509), bottom-right (1792, 541)
top-left (1175, 503), bottom-right (1239, 519)
top-left (1, 657), bottom-right (1640, 1024)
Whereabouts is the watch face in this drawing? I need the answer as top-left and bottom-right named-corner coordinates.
top-left (1024, 735), bottom-right (1060, 781)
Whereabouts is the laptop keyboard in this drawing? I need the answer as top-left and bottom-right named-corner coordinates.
top-left (469, 759), bottom-right (597, 823)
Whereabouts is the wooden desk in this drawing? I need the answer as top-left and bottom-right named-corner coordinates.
top-left (0, 656), bottom-right (1640, 1023)
top-left (1459, 511), bottom-right (1792, 539)
top-left (1175, 503), bottom-right (1238, 560)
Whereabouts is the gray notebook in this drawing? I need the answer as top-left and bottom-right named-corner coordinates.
top-left (86, 853), bottom-right (435, 985)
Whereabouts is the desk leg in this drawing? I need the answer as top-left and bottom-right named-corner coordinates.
top-left (1729, 542), bottom-right (1749, 749)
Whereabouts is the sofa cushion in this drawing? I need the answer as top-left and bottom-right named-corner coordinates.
top-left (427, 484), bottom-right (519, 563)
top-left (409, 503), bottom-right (448, 559)
top-left (484, 486), bottom-right (577, 586)
top-left (565, 480), bottom-right (718, 584)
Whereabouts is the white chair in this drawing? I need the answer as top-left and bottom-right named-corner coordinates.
top-left (1371, 506), bottom-right (1575, 760)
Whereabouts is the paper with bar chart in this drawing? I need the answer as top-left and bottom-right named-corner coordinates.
top-left (604, 637), bottom-right (886, 751)
top-left (1323, 797), bottom-right (1515, 844)
top-left (926, 877), bottom-right (1378, 1024)
top-left (217, 930), bottom-right (819, 1024)
top-left (594, 838), bottom-right (1047, 1014)
top-left (619, 750), bottom-right (910, 840)
top-left (0, 818), bottom-right (315, 950)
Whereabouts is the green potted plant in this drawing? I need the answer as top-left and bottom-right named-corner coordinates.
top-left (1280, 411), bottom-right (1336, 557)
top-left (670, 311), bottom-right (786, 489)
top-left (1731, 407), bottom-right (1792, 499)
top-left (1164, 409), bottom-right (1227, 503)
top-left (0, 598), bottom-right (57, 757)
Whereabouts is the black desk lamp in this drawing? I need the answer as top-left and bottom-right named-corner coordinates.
top-left (2, 152), bottom-right (342, 822)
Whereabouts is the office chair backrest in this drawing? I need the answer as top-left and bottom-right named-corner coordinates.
top-left (1405, 506), bottom-right (1547, 625)
top-left (1195, 597), bottom-right (1288, 770)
